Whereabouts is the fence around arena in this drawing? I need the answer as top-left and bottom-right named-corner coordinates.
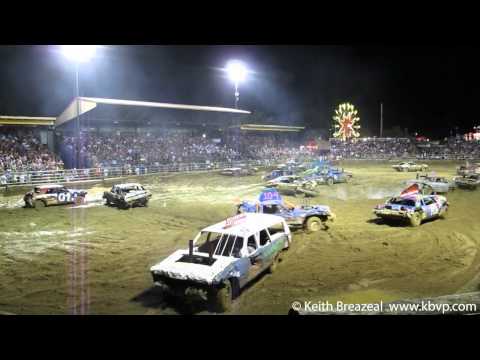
top-left (0, 159), bottom-right (280, 187)
top-left (2, 155), bottom-right (479, 188)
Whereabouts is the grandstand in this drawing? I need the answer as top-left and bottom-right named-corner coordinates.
top-left (1, 97), bottom-right (312, 185)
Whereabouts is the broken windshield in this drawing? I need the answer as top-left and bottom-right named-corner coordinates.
top-left (195, 232), bottom-right (243, 258)
top-left (390, 198), bottom-right (416, 207)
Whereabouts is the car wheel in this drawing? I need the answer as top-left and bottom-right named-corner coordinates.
top-left (305, 216), bottom-right (322, 233)
top-left (208, 281), bottom-right (233, 313)
top-left (295, 189), bottom-right (307, 198)
top-left (35, 200), bottom-right (46, 208)
top-left (327, 178), bottom-right (334, 186)
top-left (439, 207), bottom-right (448, 219)
top-left (268, 256), bottom-right (279, 274)
top-left (409, 212), bottom-right (422, 227)
top-left (24, 197), bottom-right (34, 208)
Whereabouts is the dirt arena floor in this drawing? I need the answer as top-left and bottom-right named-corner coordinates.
top-left (1, 161), bottom-right (480, 315)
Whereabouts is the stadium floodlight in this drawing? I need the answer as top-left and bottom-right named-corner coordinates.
top-left (61, 45), bottom-right (97, 63)
top-left (226, 60), bottom-right (248, 109)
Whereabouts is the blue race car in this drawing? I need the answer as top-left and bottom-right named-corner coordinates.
top-left (373, 184), bottom-right (449, 227)
top-left (236, 188), bottom-right (335, 232)
top-left (303, 166), bottom-right (353, 185)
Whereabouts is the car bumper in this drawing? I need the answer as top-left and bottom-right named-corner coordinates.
top-left (374, 209), bottom-right (412, 219)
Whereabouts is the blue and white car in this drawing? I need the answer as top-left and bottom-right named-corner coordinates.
top-left (373, 184), bottom-right (448, 227)
top-left (24, 184), bottom-right (87, 208)
top-left (150, 213), bottom-right (291, 312)
top-left (303, 166), bottom-right (353, 185)
top-left (237, 188), bottom-right (335, 232)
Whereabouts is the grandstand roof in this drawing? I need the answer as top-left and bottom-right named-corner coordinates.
top-left (56, 97), bottom-right (251, 127)
top-left (0, 116), bottom-right (56, 126)
top-left (238, 124), bottom-right (305, 132)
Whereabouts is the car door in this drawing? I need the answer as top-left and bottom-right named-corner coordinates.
top-left (46, 188), bottom-right (61, 205)
top-left (235, 235), bottom-right (257, 288)
top-left (57, 188), bottom-right (73, 204)
top-left (422, 197), bottom-right (439, 219)
top-left (244, 230), bottom-right (274, 284)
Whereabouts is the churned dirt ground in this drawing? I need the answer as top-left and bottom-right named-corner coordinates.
top-left (1, 161), bottom-right (479, 315)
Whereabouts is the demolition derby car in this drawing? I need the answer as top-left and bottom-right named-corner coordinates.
top-left (150, 213), bottom-right (291, 312)
top-left (453, 173), bottom-right (480, 190)
top-left (262, 168), bottom-right (297, 181)
top-left (265, 175), bottom-right (318, 197)
top-left (103, 183), bottom-right (152, 208)
top-left (302, 166), bottom-right (352, 185)
top-left (373, 184), bottom-right (448, 227)
top-left (220, 165), bottom-right (259, 176)
top-left (237, 188), bottom-right (335, 232)
top-left (406, 174), bottom-right (456, 193)
top-left (392, 162), bottom-right (429, 172)
top-left (456, 162), bottom-right (480, 176)
top-left (24, 184), bottom-right (87, 208)
top-left (266, 174), bottom-right (300, 187)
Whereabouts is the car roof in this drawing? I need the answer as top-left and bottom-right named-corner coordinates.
top-left (393, 195), bottom-right (419, 202)
top-left (114, 183), bottom-right (142, 188)
top-left (35, 184), bottom-right (64, 189)
top-left (201, 213), bottom-right (286, 237)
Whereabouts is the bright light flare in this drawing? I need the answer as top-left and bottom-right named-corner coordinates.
top-left (226, 60), bottom-right (247, 84)
top-left (61, 45), bottom-right (97, 63)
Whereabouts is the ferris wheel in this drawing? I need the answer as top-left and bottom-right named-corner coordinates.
top-left (332, 103), bottom-right (361, 141)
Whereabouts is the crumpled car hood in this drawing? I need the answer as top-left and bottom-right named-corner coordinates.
top-left (150, 250), bottom-right (237, 285)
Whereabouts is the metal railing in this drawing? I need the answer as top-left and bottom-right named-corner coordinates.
top-left (332, 155), bottom-right (480, 161)
top-left (2, 155), bottom-right (479, 187)
top-left (0, 159), bottom-right (280, 187)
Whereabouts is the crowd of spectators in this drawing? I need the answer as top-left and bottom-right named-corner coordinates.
top-left (330, 138), bottom-right (414, 159)
top-left (330, 137), bottom-right (480, 160)
top-left (4, 126), bottom-right (480, 186)
top-left (59, 131), bottom-right (314, 168)
top-left (0, 130), bottom-right (64, 183)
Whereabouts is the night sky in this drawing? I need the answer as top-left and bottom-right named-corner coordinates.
top-left (0, 45), bottom-right (479, 139)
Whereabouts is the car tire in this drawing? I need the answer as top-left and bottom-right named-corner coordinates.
top-left (409, 212), bottom-right (422, 227)
top-left (305, 216), bottom-right (322, 233)
top-left (295, 189), bottom-right (307, 198)
top-left (439, 207), bottom-right (448, 219)
top-left (268, 256), bottom-right (279, 274)
top-left (327, 178), bottom-right (334, 186)
top-left (24, 197), bottom-right (34, 208)
top-left (35, 200), bottom-right (46, 208)
top-left (208, 281), bottom-right (233, 313)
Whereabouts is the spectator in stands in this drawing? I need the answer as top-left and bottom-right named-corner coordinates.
top-left (0, 130), bottom-right (63, 176)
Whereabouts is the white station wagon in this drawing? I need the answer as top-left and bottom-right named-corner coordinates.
top-left (150, 213), bottom-right (291, 312)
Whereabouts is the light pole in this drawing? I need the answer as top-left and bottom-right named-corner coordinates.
top-left (60, 45), bottom-right (96, 316)
top-left (226, 60), bottom-right (247, 109)
top-left (61, 45), bottom-right (96, 169)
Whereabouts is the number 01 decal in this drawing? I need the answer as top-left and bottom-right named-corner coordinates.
top-left (57, 192), bottom-right (72, 202)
